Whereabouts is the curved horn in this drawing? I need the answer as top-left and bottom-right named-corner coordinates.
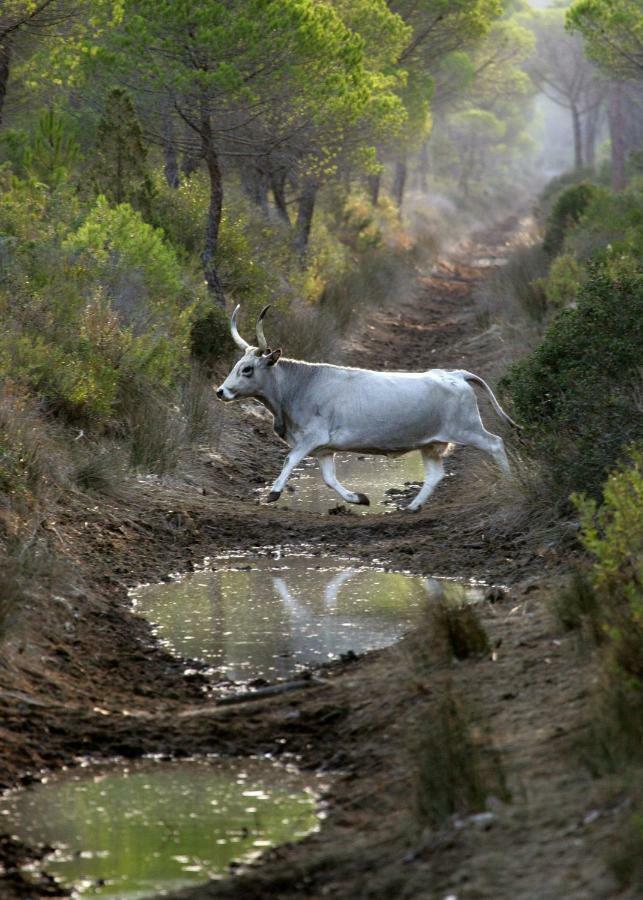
top-left (230, 304), bottom-right (250, 351)
top-left (256, 304), bottom-right (271, 351)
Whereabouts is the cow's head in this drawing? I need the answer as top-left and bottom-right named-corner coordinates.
top-left (216, 305), bottom-right (281, 402)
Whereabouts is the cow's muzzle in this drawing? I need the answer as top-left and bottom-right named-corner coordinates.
top-left (216, 387), bottom-right (235, 402)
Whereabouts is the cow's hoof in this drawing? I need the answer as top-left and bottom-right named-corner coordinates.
top-left (405, 504), bottom-right (421, 513)
top-left (354, 493), bottom-right (370, 506)
top-left (266, 491), bottom-right (282, 503)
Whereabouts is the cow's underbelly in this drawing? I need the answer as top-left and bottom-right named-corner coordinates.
top-left (326, 423), bottom-right (448, 454)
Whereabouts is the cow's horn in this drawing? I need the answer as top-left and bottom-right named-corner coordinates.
top-left (256, 305), bottom-right (271, 351)
top-left (230, 304), bottom-right (250, 351)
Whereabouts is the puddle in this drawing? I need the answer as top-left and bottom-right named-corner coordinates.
top-left (131, 555), bottom-right (485, 682)
top-left (0, 757), bottom-right (320, 898)
top-left (266, 452), bottom-right (426, 515)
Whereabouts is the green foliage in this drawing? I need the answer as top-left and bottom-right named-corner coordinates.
top-left (543, 182), bottom-right (605, 256)
top-left (566, 179), bottom-right (643, 262)
top-left (535, 167), bottom-right (600, 224)
top-left (543, 253), bottom-right (584, 307)
top-left (504, 253), bottom-right (643, 498)
top-left (567, 0), bottom-right (643, 78)
top-left (26, 109), bottom-right (79, 187)
top-left (150, 174), bottom-right (208, 257)
top-left (576, 445), bottom-right (643, 610)
top-left (88, 89), bottom-right (154, 216)
top-left (0, 178), bottom-right (198, 426)
top-left (0, 128), bottom-right (30, 177)
top-left (573, 446), bottom-right (643, 771)
top-left (190, 306), bottom-right (234, 369)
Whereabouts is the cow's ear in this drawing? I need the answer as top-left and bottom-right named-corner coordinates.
top-left (266, 348), bottom-right (281, 366)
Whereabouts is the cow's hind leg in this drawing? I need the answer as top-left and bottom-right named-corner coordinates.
top-left (463, 428), bottom-right (511, 475)
top-left (317, 452), bottom-right (370, 506)
top-left (407, 446), bottom-right (445, 512)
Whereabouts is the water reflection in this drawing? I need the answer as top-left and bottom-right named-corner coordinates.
top-left (270, 452), bottom-right (425, 515)
top-left (132, 557), bottom-right (486, 682)
top-left (0, 758), bottom-right (319, 899)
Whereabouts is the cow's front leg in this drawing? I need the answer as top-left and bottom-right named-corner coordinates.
top-left (266, 438), bottom-right (320, 503)
top-left (317, 452), bottom-right (370, 506)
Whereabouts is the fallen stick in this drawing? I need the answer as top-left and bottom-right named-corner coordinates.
top-left (216, 677), bottom-right (327, 706)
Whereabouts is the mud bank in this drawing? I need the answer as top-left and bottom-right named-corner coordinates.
top-left (0, 218), bottom-right (631, 899)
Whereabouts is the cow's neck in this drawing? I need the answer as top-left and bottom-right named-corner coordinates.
top-left (253, 359), bottom-right (307, 421)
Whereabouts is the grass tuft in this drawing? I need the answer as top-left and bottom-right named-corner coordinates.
top-left (423, 595), bottom-right (491, 664)
top-left (411, 685), bottom-right (509, 829)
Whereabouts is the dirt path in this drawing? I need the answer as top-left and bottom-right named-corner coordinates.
top-left (0, 218), bottom-right (631, 899)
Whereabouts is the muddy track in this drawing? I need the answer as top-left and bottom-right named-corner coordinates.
top-left (0, 218), bottom-right (631, 899)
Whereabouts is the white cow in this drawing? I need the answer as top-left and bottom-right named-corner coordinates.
top-left (216, 306), bottom-right (518, 511)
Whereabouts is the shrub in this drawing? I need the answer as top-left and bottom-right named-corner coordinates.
top-left (572, 446), bottom-right (643, 772)
top-left (88, 89), bottom-right (154, 216)
top-left (543, 252), bottom-right (584, 308)
top-left (566, 180), bottom-right (643, 263)
top-left (189, 306), bottom-right (235, 369)
top-left (503, 254), bottom-right (643, 498)
top-left (536, 167), bottom-right (599, 224)
top-left (543, 182), bottom-right (605, 256)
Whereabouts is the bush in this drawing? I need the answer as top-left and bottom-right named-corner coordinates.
top-left (536, 167), bottom-right (599, 224)
top-left (573, 446), bottom-right (643, 771)
top-left (543, 253), bottom-right (584, 308)
top-left (189, 306), bottom-right (235, 369)
top-left (543, 182), bottom-right (605, 256)
top-left (566, 180), bottom-right (643, 263)
top-left (0, 187), bottom-right (200, 425)
top-left (503, 254), bottom-right (643, 498)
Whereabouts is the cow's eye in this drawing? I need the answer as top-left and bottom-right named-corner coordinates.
top-left (241, 366), bottom-right (254, 376)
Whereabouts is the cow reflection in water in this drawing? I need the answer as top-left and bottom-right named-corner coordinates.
top-left (269, 568), bottom-right (425, 670)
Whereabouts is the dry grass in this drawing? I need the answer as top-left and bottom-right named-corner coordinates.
top-left (410, 684), bottom-right (510, 830)
top-left (609, 787), bottom-right (643, 893)
top-left (419, 595), bottom-right (491, 665)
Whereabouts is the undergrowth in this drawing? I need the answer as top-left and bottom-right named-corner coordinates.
top-left (552, 446), bottom-right (642, 889)
top-left (411, 685), bottom-right (509, 829)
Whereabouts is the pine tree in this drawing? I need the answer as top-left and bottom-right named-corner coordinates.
top-left (89, 88), bottom-right (154, 216)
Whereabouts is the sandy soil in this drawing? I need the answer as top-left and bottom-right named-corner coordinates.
top-left (0, 218), bottom-right (634, 899)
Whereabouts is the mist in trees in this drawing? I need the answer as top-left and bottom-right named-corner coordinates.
top-left (0, 0), bottom-right (641, 318)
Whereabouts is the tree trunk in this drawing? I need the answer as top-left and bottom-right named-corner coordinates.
top-left (0, 42), bottom-right (11, 130)
top-left (571, 103), bottom-right (583, 170)
top-left (367, 172), bottom-right (380, 206)
top-left (242, 165), bottom-right (270, 218)
top-left (181, 147), bottom-right (203, 178)
top-left (270, 168), bottom-right (290, 225)
top-left (583, 111), bottom-right (598, 169)
top-left (608, 81), bottom-right (626, 191)
top-left (393, 158), bottom-right (407, 208)
top-left (293, 177), bottom-right (317, 258)
top-left (417, 139), bottom-right (429, 193)
top-left (163, 118), bottom-right (180, 189)
top-left (200, 115), bottom-right (225, 308)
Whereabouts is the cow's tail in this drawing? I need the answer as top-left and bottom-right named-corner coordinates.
top-left (458, 371), bottom-right (522, 430)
